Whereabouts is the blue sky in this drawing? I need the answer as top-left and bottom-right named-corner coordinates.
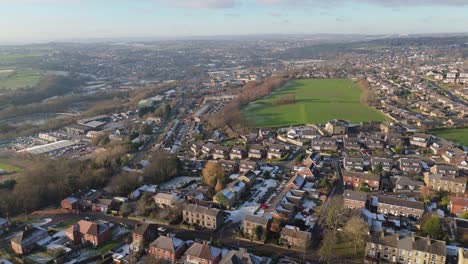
top-left (0, 0), bottom-right (467, 42)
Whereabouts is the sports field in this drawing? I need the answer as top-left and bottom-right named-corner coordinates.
top-left (243, 78), bottom-right (386, 127)
top-left (431, 127), bottom-right (468, 146)
top-left (0, 68), bottom-right (42, 90)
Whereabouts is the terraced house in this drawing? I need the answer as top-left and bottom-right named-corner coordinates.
top-left (182, 204), bottom-right (223, 230)
top-left (365, 232), bottom-right (446, 264)
top-left (376, 196), bottom-right (425, 218)
top-left (343, 190), bottom-right (367, 209)
top-left (243, 214), bottom-right (271, 239)
top-left (343, 170), bottom-right (380, 190)
top-left (248, 145), bottom-right (265, 159)
top-left (310, 137), bottom-right (337, 151)
top-left (424, 172), bottom-right (466, 195)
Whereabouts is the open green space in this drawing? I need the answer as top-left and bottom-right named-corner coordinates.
top-left (0, 52), bottom-right (44, 67)
top-left (0, 162), bottom-right (22, 173)
top-left (0, 68), bottom-right (42, 90)
top-left (431, 127), bottom-right (468, 146)
top-left (243, 78), bottom-right (386, 127)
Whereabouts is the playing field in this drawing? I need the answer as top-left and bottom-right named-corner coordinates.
top-left (431, 127), bottom-right (468, 146)
top-left (243, 79), bottom-right (386, 127)
top-left (0, 68), bottom-right (42, 90)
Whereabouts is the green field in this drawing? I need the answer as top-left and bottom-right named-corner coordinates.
top-left (432, 127), bottom-right (468, 146)
top-left (0, 52), bottom-right (44, 67)
top-left (0, 68), bottom-right (42, 90)
top-left (243, 79), bottom-right (386, 127)
top-left (0, 162), bottom-right (22, 173)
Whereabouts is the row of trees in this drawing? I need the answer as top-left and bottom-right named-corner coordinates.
top-left (0, 157), bottom-right (114, 217)
top-left (0, 148), bottom-right (181, 218)
top-left (206, 77), bottom-right (289, 129)
top-left (357, 79), bottom-right (378, 107)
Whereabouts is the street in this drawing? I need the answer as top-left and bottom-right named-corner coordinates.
top-left (46, 211), bottom-right (322, 262)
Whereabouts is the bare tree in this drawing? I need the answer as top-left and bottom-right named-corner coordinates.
top-left (326, 196), bottom-right (344, 231)
top-left (319, 231), bottom-right (337, 264)
top-left (344, 216), bottom-right (370, 254)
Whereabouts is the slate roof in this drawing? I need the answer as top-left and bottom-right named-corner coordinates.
top-left (150, 235), bottom-right (184, 253)
top-left (133, 223), bottom-right (157, 236)
top-left (244, 214), bottom-right (269, 226)
top-left (11, 226), bottom-right (47, 245)
top-left (219, 250), bottom-right (263, 264)
top-left (370, 232), bottom-right (445, 257)
top-left (343, 190), bottom-right (367, 202)
top-left (185, 242), bottom-right (222, 261)
top-left (184, 204), bottom-right (220, 217)
top-left (280, 226), bottom-right (311, 241)
top-left (377, 196), bottom-right (424, 211)
top-left (343, 170), bottom-right (380, 181)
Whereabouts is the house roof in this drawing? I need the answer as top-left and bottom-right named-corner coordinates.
top-left (395, 176), bottom-right (424, 187)
top-left (63, 197), bottom-right (79, 204)
top-left (219, 250), bottom-right (263, 264)
top-left (370, 232), bottom-right (445, 256)
top-left (66, 220), bottom-right (108, 237)
top-left (451, 197), bottom-right (468, 208)
top-left (343, 170), bottom-right (380, 181)
top-left (426, 173), bottom-right (466, 183)
top-left (185, 242), bottom-right (222, 261)
top-left (377, 196), bottom-right (424, 211)
top-left (11, 226), bottom-right (47, 245)
top-left (244, 214), bottom-right (270, 226)
top-left (150, 235), bottom-right (184, 253)
top-left (154, 192), bottom-right (178, 203)
top-left (280, 226), bottom-right (311, 241)
top-left (184, 204), bottom-right (220, 217)
top-left (343, 190), bottom-right (367, 202)
top-left (133, 222), bottom-right (157, 236)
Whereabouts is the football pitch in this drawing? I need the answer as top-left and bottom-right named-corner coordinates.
top-left (243, 78), bottom-right (386, 127)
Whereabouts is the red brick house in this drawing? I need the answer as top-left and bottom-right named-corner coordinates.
top-left (149, 235), bottom-right (186, 262)
top-left (10, 227), bottom-right (48, 255)
top-left (450, 197), bottom-right (468, 216)
top-left (343, 190), bottom-right (367, 209)
top-left (184, 242), bottom-right (222, 264)
top-left (342, 170), bottom-right (380, 190)
top-left (61, 197), bottom-right (80, 210)
top-left (132, 222), bottom-right (158, 243)
top-left (65, 220), bottom-right (111, 247)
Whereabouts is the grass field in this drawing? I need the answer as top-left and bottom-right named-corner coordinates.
top-left (431, 127), bottom-right (468, 146)
top-left (243, 79), bottom-right (386, 127)
top-left (0, 162), bottom-right (22, 173)
top-left (0, 52), bottom-right (44, 67)
top-left (0, 68), bottom-right (42, 90)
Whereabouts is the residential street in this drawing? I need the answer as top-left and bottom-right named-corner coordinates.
top-left (46, 211), bottom-right (322, 263)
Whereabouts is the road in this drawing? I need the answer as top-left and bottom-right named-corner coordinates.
top-left (46, 211), bottom-right (321, 262)
top-left (426, 79), bottom-right (467, 107)
top-left (131, 100), bottom-right (183, 163)
top-left (313, 158), bottom-right (344, 235)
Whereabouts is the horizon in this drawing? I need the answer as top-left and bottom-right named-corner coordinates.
top-left (1, 0), bottom-right (468, 43)
top-left (1, 32), bottom-right (468, 46)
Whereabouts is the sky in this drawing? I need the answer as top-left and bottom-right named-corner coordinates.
top-left (0, 0), bottom-right (468, 42)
